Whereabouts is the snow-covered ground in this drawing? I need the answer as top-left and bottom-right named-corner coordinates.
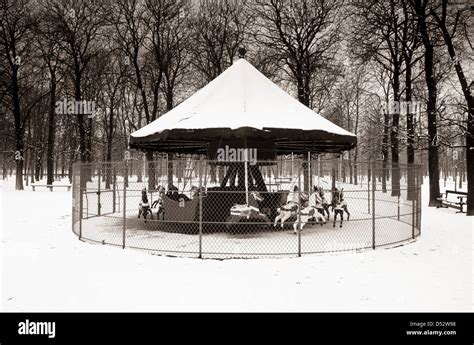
top-left (1, 176), bottom-right (472, 311)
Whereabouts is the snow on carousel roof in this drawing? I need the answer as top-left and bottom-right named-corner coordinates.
top-left (130, 58), bottom-right (357, 154)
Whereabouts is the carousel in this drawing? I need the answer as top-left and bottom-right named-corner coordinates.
top-left (72, 54), bottom-right (422, 258)
top-left (128, 55), bottom-right (357, 231)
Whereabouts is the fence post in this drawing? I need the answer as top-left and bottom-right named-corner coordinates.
top-left (308, 151), bottom-right (311, 194)
top-left (79, 165), bottom-right (83, 240)
top-left (112, 166), bottom-right (116, 213)
top-left (418, 167), bottom-right (422, 233)
top-left (412, 166), bottom-right (416, 239)
top-left (372, 162), bottom-right (376, 249)
top-left (198, 159), bottom-right (203, 259)
top-left (367, 165), bottom-right (371, 214)
top-left (97, 166), bottom-right (101, 216)
top-left (122, 162), bottom-right (127, 249)
top-left (397, 195), bottom-right (400, 221)
top-left (297, 167), bottom-right (302, 257)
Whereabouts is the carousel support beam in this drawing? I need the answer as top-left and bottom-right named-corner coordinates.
top-left (308, 151), bottom-right (312, 193)
top-left (249, 165), bottom-right (267, 192)
top-left (220, 164), bottom-right (238, 187)
top-left (318, 154), bottom-right (321, 186)
top-left (167, 153), bottom-right (174, 189)
top-left (237, 163), bottom-right (245, 188)
top-left (244, 159), bottom-right (249, 205)
top-left (303, 152), bottom-right (310, 193)
top-left (229, 165), bottom-right (237, 187)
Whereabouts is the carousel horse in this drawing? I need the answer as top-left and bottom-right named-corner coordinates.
top-left (331, 188), bottom-right (350, 228)
top-left (138, 188), bottom-right (153, 220)
top-left (150, 186), bottom-right (165, 220)
top-left (230, 191), bottom-right (264, 219)
top-left (274, 186), bottom-right (300, 228)
top-left (293, 186), bottom-right (327, 233)
top-left (315, 186), bottom-right (330, 219)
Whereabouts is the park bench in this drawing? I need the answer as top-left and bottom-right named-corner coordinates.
top-left (31, 184), bottom-right (72, 192)
top-left (274, 177), bottom-right (293, 183)
top-left (437, 189), bottom-right (467, 213)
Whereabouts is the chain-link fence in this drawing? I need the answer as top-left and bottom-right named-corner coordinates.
top-left (72, 157), bottom-right (421, 258)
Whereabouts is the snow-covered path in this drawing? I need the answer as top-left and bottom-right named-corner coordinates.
top-left (1, 177), bottom-right (472, 311)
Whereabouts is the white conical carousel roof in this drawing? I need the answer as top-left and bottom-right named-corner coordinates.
top-left (130, 59), bottom-right (355, 139)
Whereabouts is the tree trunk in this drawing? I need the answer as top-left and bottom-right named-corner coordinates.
top-left (12, 63), bottom-right (24, 190)
top-left (15, 154), bottom-right (24, 190)
top-left (390, 65), bottom-right (401, 197)
top-left (353, 91), bottom-right (360, 185)
top-left (2, 138), bottom-right (7, 180)
top-left (382, 107), bottom-right (389, 193)
top-left (297, 76), bottom-right (311, 192)
top-left (405, 60), bottom-right (416, 200)
top-left (431, 0), bottom-right (474, 214)
top-left (46, 77), bottom-right (56, 185)
top-left (414, 0), bottom-right (440, 207)
top-left (35, 153), bottom-right (42, 182)
top-left (74, 76), bottom-right (87, 163)
top-left (467, 138), bottom-right (474, 215)
top-left (146, 150), bottom-right (156, 191)
top-left (86, 117), bottom-right (93, 163)
top-left (105, 109), bottom-right (113, 189)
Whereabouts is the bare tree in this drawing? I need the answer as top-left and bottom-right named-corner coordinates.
top-left (0, 0), bottom-right (46, 190)
top-left (191, 0), bottom-right (250, 84)
top-left (96, 46), bottom-right (127, 188)
top-left (34, 3), bottom-right (65, 185)
top-left (48, 0), bottom-right (106, 164)
top-left (254, 0), bottom-right (343, 191)
top-left (350, 0), bottom-right (409, 197)
top-left (400, 0), bottom-right (423, 200)
top-left (187, 0), bottom-right (251, 183)
top-left (145, 0), bottom-right (191, 189)
top-left (254, 0), bottom-right (342, 107)
top-left (429, 0), bottom-right (473, 215)
top-left (410, 0), bottom-right (441, 206)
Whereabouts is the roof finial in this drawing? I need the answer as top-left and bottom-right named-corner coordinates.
top-left (238, 47), bottom-right (247, 59)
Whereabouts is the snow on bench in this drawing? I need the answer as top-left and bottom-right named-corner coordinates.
top-left (31, 184), bottom-right (72, 192)
top-left (437, 190), bottom-right (467, 214)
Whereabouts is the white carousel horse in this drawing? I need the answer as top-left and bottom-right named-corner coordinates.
top-left (293, 188), bottom-right (327, 233)
top-left (273, 186), bottom-right (300, 228)
top-left (230, 191), bottom-right (264, 219)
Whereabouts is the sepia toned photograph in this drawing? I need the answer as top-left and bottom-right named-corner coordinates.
top-left (0, 0), bottom-right (472, 336)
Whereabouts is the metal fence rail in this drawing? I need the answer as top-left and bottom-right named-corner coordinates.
top-left (72, 158), bottom-right (422, 259)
